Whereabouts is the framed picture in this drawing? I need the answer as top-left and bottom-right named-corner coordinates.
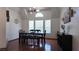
top-left (6, 10), bottom-right (10, 22)
top-left (63, 7), bottom-right (75, 24)
top-left (63, 14), bottom-right (71, 24)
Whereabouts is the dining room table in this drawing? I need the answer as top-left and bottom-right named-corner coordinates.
top-left (19, 32), bottom-right (46, 48)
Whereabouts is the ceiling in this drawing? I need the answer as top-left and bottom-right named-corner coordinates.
top-left (21, 7), bottom-right (54, 12)
top-left (19, 7), bottom-right (62, 19)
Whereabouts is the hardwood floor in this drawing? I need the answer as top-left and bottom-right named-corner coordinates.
top-left (0, 39), bottom-right (61, 51)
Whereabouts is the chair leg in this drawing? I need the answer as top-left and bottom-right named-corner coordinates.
top-left (37, 39), bottom-right (40, 47)
top-left (32, 39), bottom-right (35, 48)
top-left (19, 38), bottom-right (20, 44)
top-left (42, 38), bottom-right (45, 48)
top-left (44, 38), bottom-right (45, 45)
top-left (21, 39), bottom-right (25, 45)
top-left (26, 39), bottom-right (28, 46)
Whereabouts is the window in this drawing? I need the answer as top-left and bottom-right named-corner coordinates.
top-left (35, 12), bottom-right (44, 17)
top-left (29, 20), bottom-right (51, 33)
top-left (45, 20), bottom-right (51, 33)
top-left (29, 20), bottom-right (34, 32)
top-left (35, 20), bottom-right (43, 33)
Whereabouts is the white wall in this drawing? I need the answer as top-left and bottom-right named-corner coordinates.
top-left (0, 8), bottom-right (7, 48)
top-left (50, 18), bottom-right (60, 38)
top-left (6, 8), bottom-right (21, 41)
top-left (19, 8), bottom-right (29, 32)
top-left (60, 7), bottom-right (79, 51)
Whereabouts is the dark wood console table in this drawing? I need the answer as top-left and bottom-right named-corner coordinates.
top-left (57, 33), bottom-right (72, 51)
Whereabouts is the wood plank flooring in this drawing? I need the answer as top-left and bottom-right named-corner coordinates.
top-left (5, 39), bottom-right (61, 51)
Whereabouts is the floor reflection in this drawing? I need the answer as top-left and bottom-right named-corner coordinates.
top-left (45, 43), bottom-right (52, 51)
top-left (6, 39), bottom-right (61, 51)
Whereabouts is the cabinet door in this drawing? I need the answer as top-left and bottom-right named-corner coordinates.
top-left (63, 35), bottom-right (72, 51)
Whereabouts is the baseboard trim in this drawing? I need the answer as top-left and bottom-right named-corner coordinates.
top-left (0, 48), bottom-right (7, 51)
top-left (8, 38), bottom-right (18, 42)
top-left (8, 37), bottom-right (56, 43)
top-left (45, 37), bottom-right (56, 40)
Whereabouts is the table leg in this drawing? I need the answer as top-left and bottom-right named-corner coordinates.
top-left (37, 39), bottom-right (40, 47)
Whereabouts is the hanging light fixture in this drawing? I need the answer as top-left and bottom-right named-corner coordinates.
top-left (28, 7), bottom-right (36, 14)
top-left (28, 7), bottom-right (44, 17)
top-left (36, 9), bottom-right (40, 12)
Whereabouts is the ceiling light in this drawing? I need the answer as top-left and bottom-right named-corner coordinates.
top-left (36, 9), bottom-right (40, 12)
top-left (29, 8), bottom-right (32, 10)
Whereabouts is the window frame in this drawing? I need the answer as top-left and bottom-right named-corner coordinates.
top-left (29, 19), bottom-right (51, 34)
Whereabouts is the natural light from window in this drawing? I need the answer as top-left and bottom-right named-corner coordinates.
top-left (29, 20), bottom-right (51, 34)
top-left (29, 20), bottom-right (34, 32)
top-left (35, 12), bottom-right (44, 17)
top-left (35, 20), bottom-right (43, 33)
top-left (45, 20), bottom-right (51, 33)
